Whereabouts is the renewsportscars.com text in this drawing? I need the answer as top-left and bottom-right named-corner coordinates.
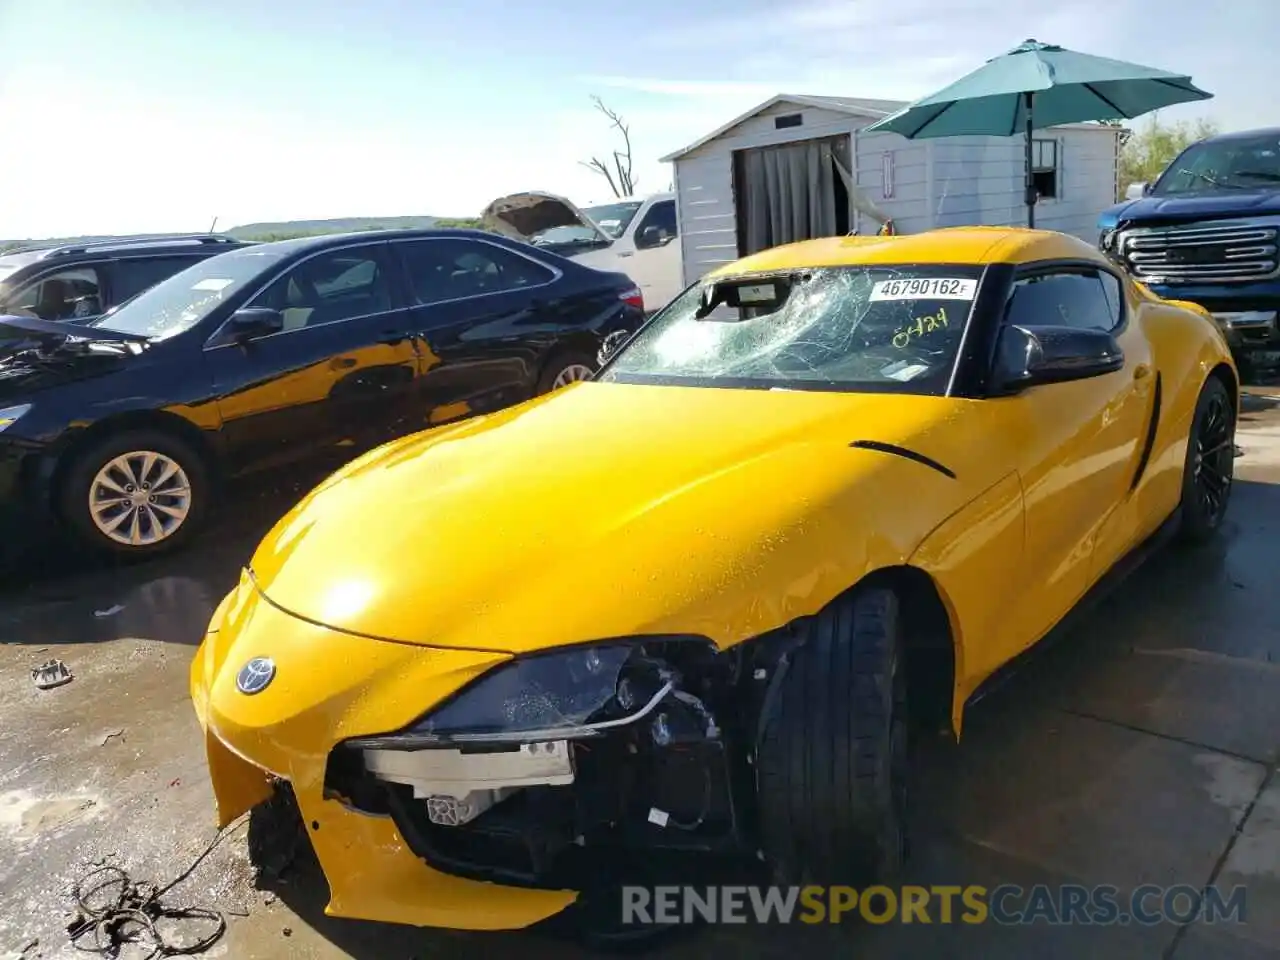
top-left (621, 884), bottom-right (1247, 926)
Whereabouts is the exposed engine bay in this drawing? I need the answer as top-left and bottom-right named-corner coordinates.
top-left (323, 637), bottom-right (794, 889)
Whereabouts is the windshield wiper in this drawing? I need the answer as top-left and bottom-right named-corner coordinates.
top-left (1231, 170), bottom-right (1280, 183)
top-left (1176, 168), bottom-right (1247, 190)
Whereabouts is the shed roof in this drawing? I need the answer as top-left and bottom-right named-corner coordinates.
top-left (659, 94), bottom-right (907, 163)
top-left (659, 92), bottom-right (1123, 164)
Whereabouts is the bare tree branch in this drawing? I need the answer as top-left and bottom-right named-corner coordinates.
top-left (582, 95), bottom-right (637, 198)
top-left (580, 158), bottom-right (619, 197)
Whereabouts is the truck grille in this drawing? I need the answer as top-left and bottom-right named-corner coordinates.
top-left (1119, 221), bottom-right (1279, 284)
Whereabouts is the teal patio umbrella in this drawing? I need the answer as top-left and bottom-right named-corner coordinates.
top-left (862, 39), bottom-right (1212, 227)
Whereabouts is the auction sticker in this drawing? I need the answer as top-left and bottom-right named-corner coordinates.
top-left (870, 278), bottom-right (977, 301)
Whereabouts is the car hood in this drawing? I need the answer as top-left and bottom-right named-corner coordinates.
top-left (480, 191), bottom-right (614, 247)
top-left (0, 314), bottom-right (144, 398)
top-left (1114, 187), bottom-right (1280, 225)
top-left (249, 382), bottom-right (997, 654)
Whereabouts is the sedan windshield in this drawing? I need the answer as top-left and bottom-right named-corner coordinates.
top-left (599, 265), bottom-right (984, 395)
top-left (93, 247), bottom-right (290, 340)
top-left (1153, 133), bottom-right (1280, 194)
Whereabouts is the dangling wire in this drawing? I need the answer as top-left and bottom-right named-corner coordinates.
top-left (67, 812), bottom-right (249, 959)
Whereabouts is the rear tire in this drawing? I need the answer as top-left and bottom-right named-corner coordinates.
top-left (58, 428), bottom-right (212, 559)
top-left (1176, 377), bottom-right (1235, 545)
top-left (537, 350), bottom-right (597, 394)
top-left (756, 586), bottom-right (908, 886)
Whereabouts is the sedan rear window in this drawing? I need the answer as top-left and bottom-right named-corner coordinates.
top-left (599, 264), bottom-right (985, 395)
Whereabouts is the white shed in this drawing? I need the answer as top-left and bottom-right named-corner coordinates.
top-left (661, 93), bottom-right (1124, 286)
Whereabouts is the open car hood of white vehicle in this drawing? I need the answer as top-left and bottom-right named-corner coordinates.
top-left (481, 191), bottom-right (614, 247)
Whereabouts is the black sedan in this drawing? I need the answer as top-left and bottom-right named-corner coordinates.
top-left (0, 228), bottom-right (644, 558)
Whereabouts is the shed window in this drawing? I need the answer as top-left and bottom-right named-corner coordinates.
top-left (1031, 138), bottom-right (1059, 200)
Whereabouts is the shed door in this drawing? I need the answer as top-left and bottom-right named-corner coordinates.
top-left (733, 135), bottom-right (852, 257)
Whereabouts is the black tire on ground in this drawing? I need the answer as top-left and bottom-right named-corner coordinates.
top-left (537, 350), bottom-right (598, 394)
top-left (756, 586), bottom-right (908, 887)
top-left (58, 427), bottom-right (212, 559)
top-left (1176, 376), bottom-right (1236, 546)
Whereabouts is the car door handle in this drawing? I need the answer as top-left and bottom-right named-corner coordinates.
top-left (618, 251), bottom-right (634, 258)
top-left (1133, 363), bottom-right (1151, 381)
top-left (331, 357), bottom-right (357, 370)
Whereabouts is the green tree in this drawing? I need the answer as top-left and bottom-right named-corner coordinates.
top-left (1116, 115), bottom-right (1220, 199)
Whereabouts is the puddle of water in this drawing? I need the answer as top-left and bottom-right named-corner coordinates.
top-left (0, 789), bottom-right (101, 839)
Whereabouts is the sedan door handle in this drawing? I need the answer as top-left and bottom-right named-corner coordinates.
top-left (331, 356), bottom-right (358, 370)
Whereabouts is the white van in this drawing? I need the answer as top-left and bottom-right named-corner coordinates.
top-left (481, 191), bottom-right (682, 313)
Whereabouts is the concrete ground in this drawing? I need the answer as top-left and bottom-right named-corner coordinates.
top-left (2, 392), bottom-right (1279, 959)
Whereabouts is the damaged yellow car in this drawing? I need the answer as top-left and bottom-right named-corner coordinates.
top-left (191, 227), bottom-right (1238, 932)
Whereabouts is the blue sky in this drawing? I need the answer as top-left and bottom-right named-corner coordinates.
top-left (0, 0), bottom-right (1273, 238)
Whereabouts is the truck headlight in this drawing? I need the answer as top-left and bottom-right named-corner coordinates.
top-left (347, 639), bottom-right (706, 748)
top-left (0, 403), bottom-right (31, 432)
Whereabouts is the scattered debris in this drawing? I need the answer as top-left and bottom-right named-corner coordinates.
top-left (100, 730), bottom-right (125, 746)
top-left (282, 927), bottom-right (293, 937)
top-left (168, 778), bottom-right (181, 788)
top-left (31, 660), bottom-right (72, 690)
top-left (93, 605), bottom-right (125, 618)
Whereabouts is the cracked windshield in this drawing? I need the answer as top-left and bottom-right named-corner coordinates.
top-left (4, 1), bottom-right (1279, 958)
top-left (601, 266), bottom-right (981, 394)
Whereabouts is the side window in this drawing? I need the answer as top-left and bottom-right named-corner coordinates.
top-left (1097, 270), bottom-right (1123, 328)
top-left (3, 266), bottom-right (103, 320)
top-left (396, 238), bottom-right (556, 306)
top-left (1005, 270), bottom-right (1117, 332)
top-left (248, 247), bottom-right (392, 331)
top-left (111, 256), bottom-right (203, 305)
top-left (634, 200), bottom-right (678, 250)
top-left (1031, 138), bottom-right (1059, 200)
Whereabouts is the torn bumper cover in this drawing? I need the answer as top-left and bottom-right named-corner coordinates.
top-left (190, 578), bottom-right (756, 929)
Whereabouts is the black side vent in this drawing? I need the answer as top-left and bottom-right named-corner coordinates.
top-left (1129, 372), bottom-right (1162, 493)
top-left (849, 440), bottom-right (956, 479)
top-left (774, 113), bottom-right (803, 130)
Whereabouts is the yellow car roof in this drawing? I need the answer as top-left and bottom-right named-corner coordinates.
top-left (707, 227), bottom-right (1106, 278)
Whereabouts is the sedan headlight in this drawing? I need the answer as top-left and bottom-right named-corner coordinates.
top-left (0, 403), bottom-right (31, 432)
top-left (348, 639), bottom-right (705, 748)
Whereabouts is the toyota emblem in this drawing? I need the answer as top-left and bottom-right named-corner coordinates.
top-left (236, 657), bottom-right (276, 695)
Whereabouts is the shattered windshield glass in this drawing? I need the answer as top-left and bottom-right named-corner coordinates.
top-left (599, 265), bottom-right (984, 395)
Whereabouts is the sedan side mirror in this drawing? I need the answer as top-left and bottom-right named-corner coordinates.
top-left (992, 324), bottom-right (1124, 394)
top-left (226, 307), bottom-right (284, 342)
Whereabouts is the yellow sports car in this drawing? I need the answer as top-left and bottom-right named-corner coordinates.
top-left (191, 227), bottom-right (1237, 932)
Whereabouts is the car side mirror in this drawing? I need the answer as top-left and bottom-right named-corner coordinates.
top-left (638, 225), bottom-right (673, 249)
top-left (226, 307), bottom-right (283, 342)
top-left (1124, 181), bottom-right (1150, 201)
top-left (992, 324), bottom-right (1124, 394)
top-left (598, 329), bottom-right (630, 365)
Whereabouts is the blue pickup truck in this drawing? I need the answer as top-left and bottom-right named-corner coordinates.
top-left (1098, 127), bottom-right (1280, 378)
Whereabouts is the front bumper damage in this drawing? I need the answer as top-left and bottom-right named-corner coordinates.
top-left (192, 575), bottom-right (773, 929)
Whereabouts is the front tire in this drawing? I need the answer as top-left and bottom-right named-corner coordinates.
top-left (756, 587), bottom-right (908, 886)
top-left (58, 428), bottom-right (211, 559)
top-left (1176, 377), bottom-right (1235, 545)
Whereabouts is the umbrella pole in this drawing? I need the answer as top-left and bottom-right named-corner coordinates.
top-left (1024, 92), bottom-right (1035, 228)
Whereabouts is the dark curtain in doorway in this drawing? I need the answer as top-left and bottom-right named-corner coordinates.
top-left (742, 139), bottom-right (839, 256)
